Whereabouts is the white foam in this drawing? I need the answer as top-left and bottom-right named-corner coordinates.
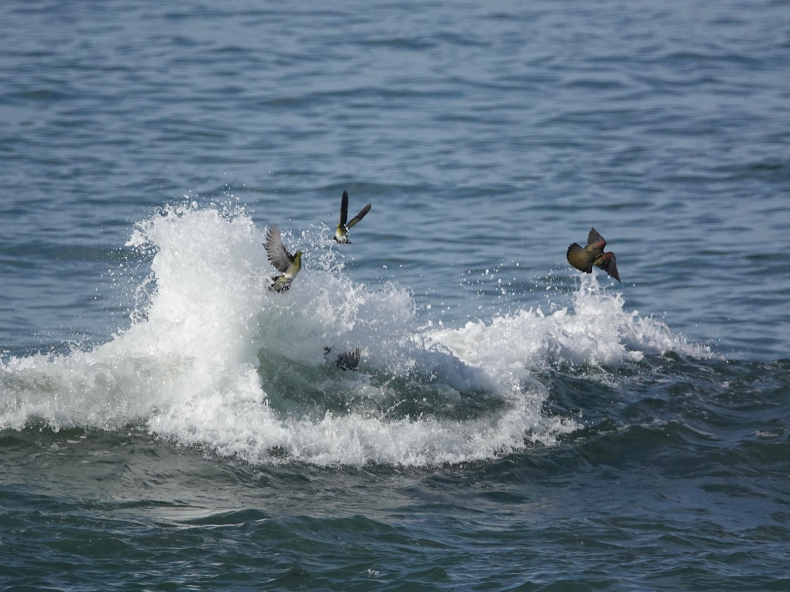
top-left (431, 274), bottom-right (712, 372)
top-left (0, 205), bottom-right (707, 466)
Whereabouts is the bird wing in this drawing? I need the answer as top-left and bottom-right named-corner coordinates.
top-left (567, 243), bottom-right (593, 273)
top-left (265, 225), bottom-right (294, 272)
top-left (347, 204), bottom-right (371, 229)
top-left (339, 190), bottom-right (349, 226)
top-left (336, 347), bottom-right (361, 370)
top-left (586, 228), bottom-right (606, 253)
top-left (595, 252), bottom-right (620, 282)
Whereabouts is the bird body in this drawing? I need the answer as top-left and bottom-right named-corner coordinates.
top-left (264, 225), bottom-right (302, 292)
top-left (566, 228), bottom-right (620, 282)
top-left (333, 190), bottom-right (371, 243)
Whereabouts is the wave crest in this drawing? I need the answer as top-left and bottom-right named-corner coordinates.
top-left (0, 205), bottom-right (708, 465)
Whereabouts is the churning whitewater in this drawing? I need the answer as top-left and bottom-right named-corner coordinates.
top-left (0, 205), bottom-right (710, 466)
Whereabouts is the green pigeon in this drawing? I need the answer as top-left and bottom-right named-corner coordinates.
top-left (333, 190), bottom-right (371, 243)
top-left (264, 225), bottom-right (302, 292)
top-left (566, 228), bottom-right (620, 282)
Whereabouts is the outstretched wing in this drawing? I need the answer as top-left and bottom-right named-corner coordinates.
top-left (567, 243), bottom-right (593, 273)
top-left (347, 204), bottom-right (371, 229)
top-left (586, 227), bottom-right (606, 252)
top-left (339, 191), bottom-right (349, 226)
top-left (336, 347), bottom-right (361, 370)
top-left (264, 225), bottom-right (294, 272)
top-left (595, 252), bottom-right (620, 282)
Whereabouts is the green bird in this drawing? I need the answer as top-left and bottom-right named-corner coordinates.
top-left (264, 225), bottom-right (302, 292)
top-left (333, 190), bottom-right (371, 243)
top-left (566, 227), bottom-right (621, 282)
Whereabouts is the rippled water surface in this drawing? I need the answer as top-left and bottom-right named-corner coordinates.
top-left (2, 1), bottom-right (789, 590)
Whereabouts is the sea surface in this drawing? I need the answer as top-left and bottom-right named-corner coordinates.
top-left (2, 1), bottom-right (790, 590)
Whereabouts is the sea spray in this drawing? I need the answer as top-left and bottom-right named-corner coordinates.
top-left (431, 273), bottom-right (712, 371)
top-left (0, 204), bottom-right (708, 465)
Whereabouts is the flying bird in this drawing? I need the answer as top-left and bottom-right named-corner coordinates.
top-left (336, 347), bottom-right (361, 371)
top-left (566, 228), bottom-right (620, 282)
top-left (333, 190), bottom-right (371, 243)
top-left (264, 225), bottom-right (302, 292)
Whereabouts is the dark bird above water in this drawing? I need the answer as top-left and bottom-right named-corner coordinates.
top-left (264, 225), bottom-right (302, 292)
top-left (333, 190), bottom-right (371, 244)
top-left (566, 228), bottom-right (620, 283)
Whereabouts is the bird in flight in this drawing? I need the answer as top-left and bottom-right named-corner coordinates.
top-left (333, 190), bottom-right (371, 244)
top-left (264, 225), bottom-right (302, 292)
top-left (566, 228), bottom-right (620, 282)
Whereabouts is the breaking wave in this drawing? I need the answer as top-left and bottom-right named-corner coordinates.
top-left (0, 204), bottom-right (710, 466)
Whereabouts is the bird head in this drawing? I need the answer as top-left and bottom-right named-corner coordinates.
top-left (293, 251), bottom-right (303, 267)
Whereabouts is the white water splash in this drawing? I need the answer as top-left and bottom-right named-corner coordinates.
top-left (431, 274), bottom-right (712, 371)
top-left (0, 204), bottom-right (707, 466)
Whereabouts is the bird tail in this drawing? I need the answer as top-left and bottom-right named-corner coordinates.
top-left (567, 243), bottom-right (593, 273)
top-left (269, 274), bottom-right (291, 292)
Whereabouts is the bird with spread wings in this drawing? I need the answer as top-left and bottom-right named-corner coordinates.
top-left (333, 190), bottom-right (371, 244)
top-left (566, 228), bottom-right (620, 282)
top-left (264, 225), bottom-right (302, 292)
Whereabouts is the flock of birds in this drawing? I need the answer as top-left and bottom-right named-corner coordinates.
top-left (263, 190), bottom-right (621, 369)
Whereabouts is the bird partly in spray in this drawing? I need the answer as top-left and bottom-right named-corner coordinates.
top-left (336, 347), bottom-right (361, 371)
top-left (264, 225), bottom-right (302, 292)
top-left (566, 228), bottom-right (620, 282)
top-left (333, 190), bottom-right (371, 243)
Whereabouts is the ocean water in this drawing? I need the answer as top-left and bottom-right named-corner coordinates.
top-left (2, 0), bottom-right (790, 590)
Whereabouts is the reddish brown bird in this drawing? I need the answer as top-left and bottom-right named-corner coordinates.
top-left (566, 228), bottom-right (620, 282)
